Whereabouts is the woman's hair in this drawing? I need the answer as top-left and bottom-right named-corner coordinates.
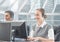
top-left (36, 8), bottom-right (47, 18)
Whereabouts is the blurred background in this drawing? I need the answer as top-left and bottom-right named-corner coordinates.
top-left (0, 0), bottom-right (60, 27)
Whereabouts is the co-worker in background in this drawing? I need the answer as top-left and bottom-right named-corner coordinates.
top-left (28, 8), bottom-right (54, 42)
top-left (4, 10), bottom-right (14, 21)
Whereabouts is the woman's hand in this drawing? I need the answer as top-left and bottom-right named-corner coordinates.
top-left (27, 36), bottom-right (40, 41)
top-left (27, 36), bottom-right (35, 41)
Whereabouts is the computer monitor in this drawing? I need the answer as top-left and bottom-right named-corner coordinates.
top-left (0, 22), bottom-right (28, 41)
top-left (12, 22), bottom-right (28, 39)
top-left (0, 23), bottom-right (12, 41)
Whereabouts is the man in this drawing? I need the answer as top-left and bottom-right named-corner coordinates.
top-left (4, 10), bottom-right (14, 21)
top-left (27, 8), bottom-right (54, 42)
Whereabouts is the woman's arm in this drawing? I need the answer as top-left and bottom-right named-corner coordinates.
top-left (35, 37), bottom-right (54, 42)
top-left (27, 36), bottom-right (54, 42)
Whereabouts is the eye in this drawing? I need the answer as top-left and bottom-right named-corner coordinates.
top-left (5, 15), bottom-right (8, 17)
top-left (35, 14), bottom-right (39, 16)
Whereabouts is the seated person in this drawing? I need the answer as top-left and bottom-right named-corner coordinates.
top-left (27, 8), bottom-right (54, 42)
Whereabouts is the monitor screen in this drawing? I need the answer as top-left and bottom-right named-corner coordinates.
top-left (0, 22), bottom-right (28, 41)
top-left (12, 22), bottom-right (28, 39)
top-left (0, 23), bottom-right (11, 41)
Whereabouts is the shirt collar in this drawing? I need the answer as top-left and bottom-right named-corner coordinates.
top-left (36, 21), bottom-right (47, 28)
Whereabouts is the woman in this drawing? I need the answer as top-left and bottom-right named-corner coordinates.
top-left (28, 8), bottom-right (54, 42)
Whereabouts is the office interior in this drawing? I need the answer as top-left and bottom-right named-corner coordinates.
top-left (0, 0), bottom-right (60, 42)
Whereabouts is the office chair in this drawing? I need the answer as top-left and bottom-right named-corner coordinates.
top-left (53, 26), bottom-right (60, 42)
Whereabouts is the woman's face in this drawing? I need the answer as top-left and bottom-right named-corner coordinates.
top-left (35, 10), bottom-right (43, 21)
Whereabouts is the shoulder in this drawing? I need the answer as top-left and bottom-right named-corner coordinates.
top-left (45, 23), bottom-right (53, 30)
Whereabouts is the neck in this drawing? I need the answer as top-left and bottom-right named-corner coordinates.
top-left (6, 18), bottom-right (12, 21)
top-left (37, 19), bottom-right (44, 26)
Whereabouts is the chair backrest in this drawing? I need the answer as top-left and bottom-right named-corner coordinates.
top-left (53, 26), bottom-right (60, 35)
top-left (53, 26), bottom-right (60, 41)
top-left (55, 32), bottom-right (60, 41)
